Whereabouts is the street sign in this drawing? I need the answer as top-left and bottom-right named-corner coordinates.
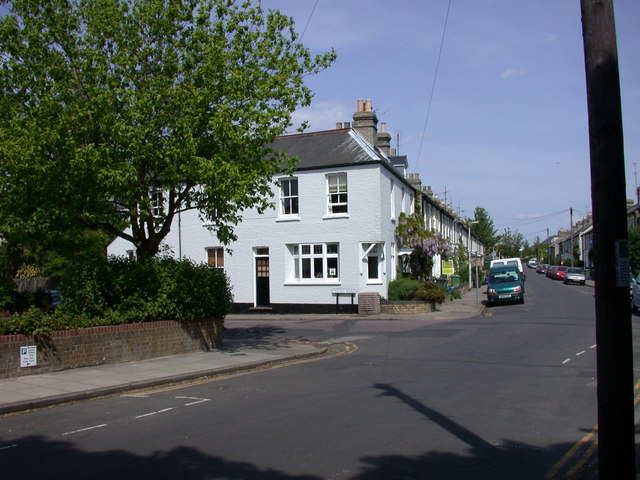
top-left (442, 261), bottom-right (454, 275)
top-left (20, 345), bottom-right (37, 367)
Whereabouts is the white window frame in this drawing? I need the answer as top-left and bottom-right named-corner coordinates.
top-left (151, 189), bottom-right (164, 218)
top-left (390, 180), bottom-right (396, 221)
top-left (360, 242), bottom-right (385, 284)
top-left (326, 173), bottom-right (348, 215)
top-left (286, 243), bottom-right (340, 283)
top-left (206, 247), bottom-right (225, 269)
top-left (279, 177), bottom-right (299, 217)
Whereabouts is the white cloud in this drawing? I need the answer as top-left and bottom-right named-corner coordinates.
top-left (291, 100), bottom-right (353, 132)
top-left (543, 33), bottom-right (558, 42)
top-left (500, 68), bottom-right (527, 79)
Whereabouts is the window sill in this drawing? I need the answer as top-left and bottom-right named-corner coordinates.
top-left (323, 214), bottom-right (350, 220)
top-left (276, 216), bottom-right (300, 223)
top-left (284, 281), bottom-right (341, 286)
top-left (366, 280), bottom-right (384, 285)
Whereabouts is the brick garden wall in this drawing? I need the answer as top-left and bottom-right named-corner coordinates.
top-left (0, 318), bottom-right (223, 379)
top-left (380, 301), bottom-right (435, 314)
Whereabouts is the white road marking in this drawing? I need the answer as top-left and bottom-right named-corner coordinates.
top-left (0, 444), bottom-right (18, 450)
top-left (590, 344), bottom-right (597, 349)
top-left (576, 351), bottom-right (586, 356)
top-left (176, 396), bottom-right (211, 406)
top-left (62, 424), bottom-right (107, 436)
top-left (562, 358), bottom-right (571, 365)
top-left (135, 408), bottom-right (174, 419)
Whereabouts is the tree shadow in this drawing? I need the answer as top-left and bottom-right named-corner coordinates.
top-left (348, 383), bottom-right (599, 480)
top-left (222, 325), bottom-right (288, 352)
top-left (0, 436), bottom-right (323, 480)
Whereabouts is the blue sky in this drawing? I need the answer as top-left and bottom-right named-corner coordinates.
top-left (262, 0), bottom-right (640, 243)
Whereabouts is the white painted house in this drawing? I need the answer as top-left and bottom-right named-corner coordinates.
top-left (108, 100), bottom-right (417, 313)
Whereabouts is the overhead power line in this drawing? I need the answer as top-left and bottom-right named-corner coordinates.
top-left (413, 0), bottom-right (453, 172)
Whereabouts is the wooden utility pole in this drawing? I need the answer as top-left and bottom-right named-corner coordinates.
top-left (580, 1), bottom-right (636, 478)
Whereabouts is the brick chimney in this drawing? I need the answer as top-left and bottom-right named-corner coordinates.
top-left (377, 122), bottom-right (392, 156)
top-left (352, 99), bottom-right (378, 147)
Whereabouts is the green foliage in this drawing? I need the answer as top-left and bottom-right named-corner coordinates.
top-left (471, 207), bottom-right (498, 252)
top-left (629, 228), bottom-right (640, 271)
top-left (395, 212), bottom-right (451, 281)
top-left (0, 276), bottom-right (15, 310)
top-left (452, 241), bottom-right (469, 283)
top-left (0, 0), bottom-right (336, 259)
top-left (411, 282), bottom-right (446, 304)
top-left (387, 277), bottom-right (423, 300)
top-left (1, 255), bottom-right (233, 336)
top-left (495, 228), bottom-right (526, 258)
top-left (58, 256), bottom-right (233, 322)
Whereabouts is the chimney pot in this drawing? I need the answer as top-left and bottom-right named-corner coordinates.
top-left (380, 122), bottom-right (387, 133)
top-left (365, 99), bottom-right (372, 112)
top-left (344, 121), bottom-right (350, 128)
top-left (357, 99), bottom-right (364, 112)
top-left (390, 148), bottom-right (397, 156)
top-left (336, 122), bottom-right (342, 129)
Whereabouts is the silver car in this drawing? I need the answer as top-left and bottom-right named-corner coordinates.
top-left (563, 267), bottom-right (586, 285)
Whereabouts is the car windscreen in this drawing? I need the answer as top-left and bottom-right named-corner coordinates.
top-left (489, 272), bottom-right (519, 283)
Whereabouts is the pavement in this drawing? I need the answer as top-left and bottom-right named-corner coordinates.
top-left (0, 285), bottom-right (486, 415)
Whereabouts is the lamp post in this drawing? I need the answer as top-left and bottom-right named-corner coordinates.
top-left (468, 220), bottom-right (479, 291)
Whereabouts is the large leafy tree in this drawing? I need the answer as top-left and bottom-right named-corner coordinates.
top-left (495, 228), bottom-right (526, 258)
top-left (0, 0), bottom-right (335, 259)
top-left (470, 206), bottom-right (498, 254)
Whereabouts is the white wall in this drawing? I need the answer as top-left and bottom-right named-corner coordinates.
top-left (108, 163), bottom-right (413, 308)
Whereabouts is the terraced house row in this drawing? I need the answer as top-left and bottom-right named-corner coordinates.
top-left (108, 100), bottom-right (485, 313)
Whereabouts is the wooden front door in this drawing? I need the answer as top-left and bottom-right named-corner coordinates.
top-left (255, 255), bottom-right (270, 306)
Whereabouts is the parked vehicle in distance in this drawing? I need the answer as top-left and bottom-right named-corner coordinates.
top-left (527, 259), bottom-right (538, 269)
top-left (546, 266), bottom-right (558, 278)
top-left (631, 273), bottom-right (640, 312)
top-left (552, 266), bottom-right (569, 281)
top-left (536, 264), bottom-right (548, 274)
top-left (563, 267), bottom-right (586, 285)
top-left (490, 257), bottom-right (524, 277)
top-left (486, 265), bottom-right (524, 306)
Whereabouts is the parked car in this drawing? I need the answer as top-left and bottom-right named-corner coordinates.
top-left (490, 257), bottom-right (524, 277)
top-left (486, 265), bottom-right (524, 306)
top-left (553, 266), bottom-right (569, 281)
top-left (631, 273), bottom-right (640, 312)
top-left (546, 266), bottom-right (558, 278)
top-left (536, 264), bottom-right (548, 274)
top-left (563, 267), bottom-right (586, 285)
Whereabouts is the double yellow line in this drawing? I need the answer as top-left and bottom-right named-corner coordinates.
top-left (544, 378), bottom-right (640, 479)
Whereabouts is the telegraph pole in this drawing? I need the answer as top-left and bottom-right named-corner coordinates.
top-left (580, 1), bottom-right (635, 478)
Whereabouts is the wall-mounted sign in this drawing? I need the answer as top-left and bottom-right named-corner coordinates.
top-left (20, 345), bottom-right (37, 367)
top-left (442, 261), bottom-right (454, 275)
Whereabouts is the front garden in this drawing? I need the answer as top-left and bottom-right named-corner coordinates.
top-left (0, 256), bottom-right (233, 337)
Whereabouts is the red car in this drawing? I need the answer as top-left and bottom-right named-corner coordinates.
top-left (553, 266), bottom-right (569, 280)
top-left (546, 266), bottom-right (558, 278)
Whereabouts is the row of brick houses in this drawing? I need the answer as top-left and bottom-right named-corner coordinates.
top-left (108, 100), bottom-right (485, 313)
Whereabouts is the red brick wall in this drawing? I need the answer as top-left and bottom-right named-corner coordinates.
top-left (380, 301), bottom-right (435, 314)
top-left (0, 319), bottom-right (223, 379)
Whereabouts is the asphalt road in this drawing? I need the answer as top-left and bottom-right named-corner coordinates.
top-left (1, 271), bottom-right (637, 479)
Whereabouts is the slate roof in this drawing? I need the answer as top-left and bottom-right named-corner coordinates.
top-left (269, 127), bottom-right (400, 172)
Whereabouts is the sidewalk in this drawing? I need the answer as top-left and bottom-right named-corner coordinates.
top-left (0, 286), bottom-right (485, 415)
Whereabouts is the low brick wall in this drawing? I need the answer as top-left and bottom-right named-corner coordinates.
top-left (380, 301), bottom-right (436, 314)
top-left (0, 318), bottom-right (223, 379)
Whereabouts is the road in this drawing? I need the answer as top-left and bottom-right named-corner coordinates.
top-left (1, 271), bottom-right (637, 479)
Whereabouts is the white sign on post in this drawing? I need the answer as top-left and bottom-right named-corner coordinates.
top-left (20, 345), bottom-right (37, 367)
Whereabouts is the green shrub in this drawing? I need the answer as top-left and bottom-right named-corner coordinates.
top-left (387, 277), bottom-right (423, 300)
top-left (0, 276), bottom-right (15, 310)
top-left (58, 256), bottom-right (233, 323)
top-left (411, 282), bottom-right (446, 304)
